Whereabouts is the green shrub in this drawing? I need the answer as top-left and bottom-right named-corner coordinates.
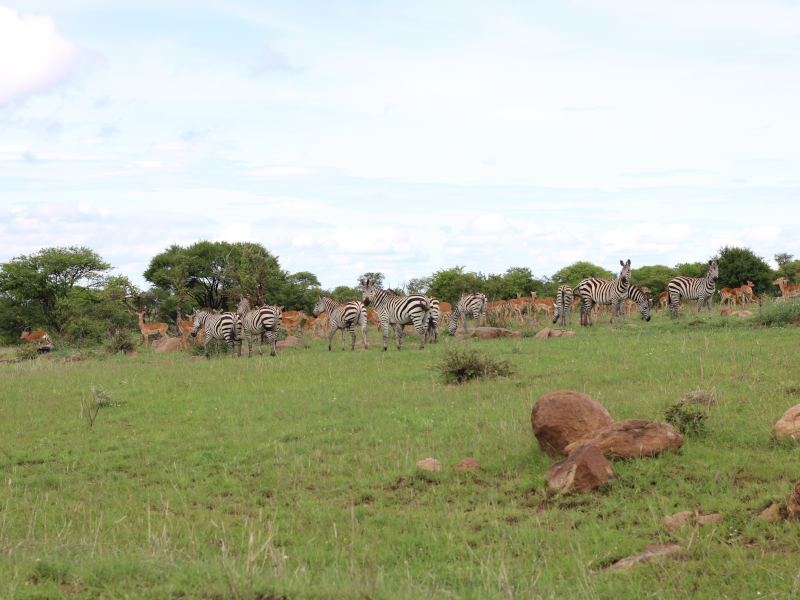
top-left (664, 401), bottom-right (707, 436)
top-left (755, 299), bottom-right (800, 327)
top-left (14, 344), bottom-right (40, 361)
top-left (105, 328), bottom-right (136, 354)
top-left (436, 348), bottom-right (514, 384)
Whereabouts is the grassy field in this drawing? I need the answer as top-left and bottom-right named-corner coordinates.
top-left (1, 309), bottom-right (799, 599)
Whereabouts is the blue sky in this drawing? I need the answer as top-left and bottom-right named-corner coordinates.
top-left (2, 1), bottom-right (799, 290)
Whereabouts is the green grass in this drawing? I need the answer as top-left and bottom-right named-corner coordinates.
top-left (2, 309), bottom-right (800, 599)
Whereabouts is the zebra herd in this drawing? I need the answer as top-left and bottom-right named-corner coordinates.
top-left (188, 259), bottom-right (720, 358)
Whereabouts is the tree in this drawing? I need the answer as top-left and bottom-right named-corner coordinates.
top-left (674, 262), bottom-right (708, 278)
top-left (775, 253), bottom-right (793, 267)
top-left (328, 285), bottom-right (361, 302)
top-left (358, 272), bottom-right (385, 287)
top-left (717, 246), bottom-right (773, 294)
top-left (776, 260), bottom-right (800, 285)
top-left (631, 265), bottom-right (677, 296)
top-left (0, 246), bottom-right (111, 333)
top-left (551, 262), bottom-right (614, 287)
top-left (426, 267), bottom-right (484, 304)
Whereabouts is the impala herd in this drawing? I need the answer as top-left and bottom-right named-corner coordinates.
top-left (15, 275), bottom-right (800, 352)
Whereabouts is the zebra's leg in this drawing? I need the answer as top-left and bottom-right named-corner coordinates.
top-left (395, 324), bottom-right (404, 350)
top-left (245, 332), bottom-right (253, 357)
top-left (327, 325), bottom-right (336, 351)
top-left (381, 321), bottom-right (390, 351)
top-left (412, 318), bottom-right (427, 349)
top-left (360, 322), bottom-right (369, 349)
top-left (341, 326), bottom-right (347, 351)
top-left (203, 337), bottom-right (211, 359)
top-left (255, 330), bottom-right (264, 356)
top-left (348, 324), bottom-right (356, 351)
top-left (268, 329), bottom-right (277, 357)
top-left (236, 334), bottom-right (242, 357)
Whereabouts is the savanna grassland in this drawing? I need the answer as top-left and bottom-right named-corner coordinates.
top-left (1, 310), bottom-right (800, 599)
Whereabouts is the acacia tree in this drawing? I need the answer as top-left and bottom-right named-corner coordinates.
top-left (550, 262), bottom-right (614, 286)
top-left (0, 246), bottom-right (111, 333)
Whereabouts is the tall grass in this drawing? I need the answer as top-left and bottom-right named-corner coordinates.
top-left (1, 313), bottom-right (799, 598)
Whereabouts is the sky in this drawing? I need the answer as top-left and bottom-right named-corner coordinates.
top-left (2, 0), bottom-right (799, 291)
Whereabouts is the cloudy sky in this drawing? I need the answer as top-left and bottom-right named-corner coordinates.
top-left (2, 1), bottom-right (799, 290)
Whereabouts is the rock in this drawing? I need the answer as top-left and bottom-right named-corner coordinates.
top-left (550, 329), bottom-right (564, 338)
top-left (416, 458), bottom-right (442, 472)
top-left (607, 544), bottom-right (683, 571)
top-left (453, 458), bottom-right (481, 472)
top-left (469, 327), bottom-right (521, 339)
top-left (534, 328), bottom-right (551, 339)
top-left (545, 445), bottom-right (612, 494)
top-left (276, 336), bottom-right (303, 350)
top-left (773, 404), bottom-right (800, 442)
top-left (696, 513), bottom-right (723, 526)
top-left (562, 330), bottom-right (576, 336)
top-left (757, 503), bottom-right (784, 522)
top-left (154, 337), bottom-right (182, 353)
top-left (788, 481), bottom-right (800, 520)
top-left (663, 511), bottom-right (695, 531)
top-left (564, 419), bottom-right (684, 458)
top-left (531, 391), bottom-right (614, 458)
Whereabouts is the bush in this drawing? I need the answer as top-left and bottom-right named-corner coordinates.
top-left (436, 348), bottom-right (514, 384)
top-left (755, 299), bottom-right (800, 327)
top-left (664, 401), bottom-right (707, 436)
top-left (14, 344), bottom-right (40, 361)
top-left (105, 328), bottom-right (136, 354)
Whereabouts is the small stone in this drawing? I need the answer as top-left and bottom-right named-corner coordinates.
top-left (757, 503), bottom-right (784, 522)
top-left (663, 511), bottom-right (695, 531)
top-left (416, 458), bottom-right (442, 472)
top-left (534, 328), bottom-right (551, 339)
top-left (453, 458), bottom-right (481, 472)
top-left (607, 544), bottom-right (683, 571)
top-left (545, 445), bottom-right (612, 494)
top-left (696, 513), bottom-right (723, 526)
top-left (773, 404), bottom-right (800, 442)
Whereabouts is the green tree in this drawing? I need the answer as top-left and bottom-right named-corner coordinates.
top-left (358, 272), bottom-right (385, 287)
top-left (0, 246), bottom-right (111, 333)
top-left (328, 285), bottom-right (361, 302)
top-left (631, 265), bottom-right (677, 296)
top-left (776, 260), bottom-right (800, 285)
top-left (717, 246), bottom-right (772, 294)
top-left (551, 262), bottom-right (614, 287)
top-left (775, 253), bottom-right (793, 267)
top-left (674, 262), bottom-right (708, 278)
top-left (426, 266), bottom-right (485, 305)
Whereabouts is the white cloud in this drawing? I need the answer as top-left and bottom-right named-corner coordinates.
top-left (0, 6), bottom-right (84, 104)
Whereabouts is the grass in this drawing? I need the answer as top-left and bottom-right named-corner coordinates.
top-left (1, 306), bottom-right (800, 598)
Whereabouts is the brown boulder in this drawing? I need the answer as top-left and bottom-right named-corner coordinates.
top-left (534, 328), bottom-right (551, 339)
top-left (607, 544), bottom-right (682, 571)
top-left (453, 458), bottom-right (481, 472)
top-left (757, 503), bottom-right (784, 522)
top-left (696, 512), bottom-right (723, 526)
top-left (416, 458), bottom-right (442, 472)
top-left (531, 391), bottom-right (614, 458)
top-left (545, 445), bottom-right (612, 494)
top-left (663, 511), bottom-right (695, 531)
top-left (564, 419), bottom-right (684, 458)
top-left (154, 337), bottom-right (182, 353)
top-left (773, 404), bottom-right (800, 442)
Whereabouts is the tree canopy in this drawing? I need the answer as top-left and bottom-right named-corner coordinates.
top-left (717, 246), bottom-right (773, 294)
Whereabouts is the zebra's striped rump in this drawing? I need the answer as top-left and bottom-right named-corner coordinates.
top-left (237, 298), bottom-right (281, 357)
top-left (312, 294), bottom-right (368, 351)
top-left (360, 278), bottom-right (430, 351)
top-left (552, 285), bottom-right (574, 326)
top-left (668, 260), bottom-right (719, 319)
top-left (191, 308), bottom-right (242, 359)
top-left (575, 259), bottom-right (631, 326)
top-left (448, 292), bottom-right (488, 335)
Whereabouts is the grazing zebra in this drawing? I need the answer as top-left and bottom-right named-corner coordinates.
top-left (237, 298), bottom-right (282, 357)
top-left (575, 259), bottom-right (632, 326)
top-left (312, 294), bottom-right (368, 351)
top-left (552, 285), bottom-right (575, 327)
top-left (448, 292), bottom-right (488, 335)
top-left (668, 260), bottom-right (719, 319)
top-left (426, 296), bottom-right (440, 343)
top-left (190, 308), bottom-right (242, 359)
top-left (612, 283), bottom-right (652, 322)
top-left (360, 278), bottom-right (430, 351)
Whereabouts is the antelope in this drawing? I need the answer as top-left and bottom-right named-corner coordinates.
top-left (735, 281), bottom-right (761, 306)
top-left (179, 316), bottom-right (205, 349)
top-left (718, 287), bottom-right (740, 307)
top-left (773, 277), bottom-right (800, 300)
top-left (533, 297), bottom-right (555, 321)
top-left (280, 310), bottom-right (308, 334)
top-left (20, 329), bottom-right (51, 345)
top-left (135, 309), bottom-right (168, 348)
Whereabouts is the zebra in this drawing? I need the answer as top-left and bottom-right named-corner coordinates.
top-left (426, 296), bottom-right (440, 343)
top-left (360, 278), bottom-right (430, 351)
top-left (612, 283), bottom-right (652, 322)
top-left (552, 285), bottom-right (575, 327)
top-left (575, 259), bottom-right (632, 326)
top-left (190, 308), bottom-right (242, 359)
top-left (448, 292), bottom-right (488, 335)
top-left (668, 260), bottom-right (719, 319)
top-left (237, 297), bottom-right (282, 357)
top-left (311, 294), bottom-right (368, 351)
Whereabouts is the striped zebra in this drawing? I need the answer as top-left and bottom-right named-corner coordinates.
top-left (426, 296), bottom-right (440, 343)
top-left (448, 292), bottom-right (488, 335)
top-left (360, 278), bottom-right (430, 351)
top-left (552, 285), bottom-right (575, 327)
top-left (612, 283), bottom-right (651, 322)
top-left (311, 294), bottom-right (368, 351)
top-left (668, 260), bottom-right (719, 319)
top-left (575, 259), bottom-right (632, 326)
top-left (237, 298), bottom-right (282, 357)
top-left (190, 308), bottom-right (242, 359)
